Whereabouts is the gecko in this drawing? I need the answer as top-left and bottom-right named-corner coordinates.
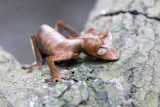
top-left (22, 21), bottom-right (119, 86)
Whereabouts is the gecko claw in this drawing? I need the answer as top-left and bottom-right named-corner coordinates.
top-left (28, 69), bottom-right (33, 73)
top-left (46, 72), bottom-right (69, 86)
top-left (21, 66), bottom-right (30, 70)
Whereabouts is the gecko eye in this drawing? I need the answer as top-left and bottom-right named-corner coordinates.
top-left (97, 47), bottom-right (108, 55)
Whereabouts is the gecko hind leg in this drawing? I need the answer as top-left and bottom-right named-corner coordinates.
top-left (22, 35), bottom-right (45, 73)
top-left (55, 21), bottom-right (79, 39)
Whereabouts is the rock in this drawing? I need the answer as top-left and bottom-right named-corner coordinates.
top-left (1, 0), bottom-right (160, 106)
top-left (84, 0), bottom-right (160, 106)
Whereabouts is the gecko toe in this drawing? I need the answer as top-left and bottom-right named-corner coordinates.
top-left (22, 66), bottom-right (30, 70)
top-left (28, 69), bottom-right (33, 73)
top-left (61, 72), bottom-right (69, 80)
top-left (46, 72), bottom-right (69, 86)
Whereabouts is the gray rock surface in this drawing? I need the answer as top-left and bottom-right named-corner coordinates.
top-left (1, 0), bottom-right (160, 107)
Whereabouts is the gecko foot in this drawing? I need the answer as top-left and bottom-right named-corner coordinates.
top-left (45, 72), bottom-right (69, 86)
top-left (22, 64), bottom-right (46, 73)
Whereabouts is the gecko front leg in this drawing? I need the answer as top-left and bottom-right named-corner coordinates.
top-left (45, 52), bottom-right (80, 86)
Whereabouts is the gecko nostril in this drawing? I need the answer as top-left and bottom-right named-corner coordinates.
top-left (116, 54), bottom-right (119, 58)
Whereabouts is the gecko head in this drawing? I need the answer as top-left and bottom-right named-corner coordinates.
top-left (81, 30), bottom-right (119, 60)
top-left (96, 46), bottom-right (119, 60)
top-left (96, 31), bottom-right (119, 60)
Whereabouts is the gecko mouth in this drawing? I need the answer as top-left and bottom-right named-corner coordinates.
top-left (102, 48), bottom-right (119, 60)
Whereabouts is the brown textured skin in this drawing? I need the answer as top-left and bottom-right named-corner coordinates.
top-left (22, 21), bottom-right (119, 86)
